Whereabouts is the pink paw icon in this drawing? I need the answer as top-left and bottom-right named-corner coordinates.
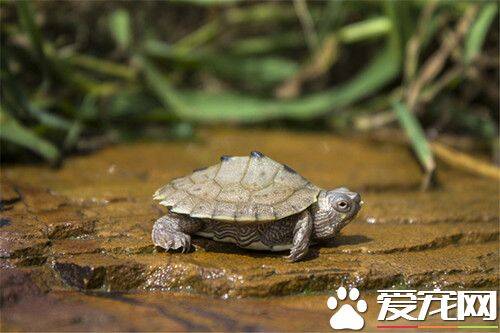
top-left (327, 287), bottom-right (367, 330)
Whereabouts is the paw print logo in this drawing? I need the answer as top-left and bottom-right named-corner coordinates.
top-left (327, 287), bottom-right (367, 330)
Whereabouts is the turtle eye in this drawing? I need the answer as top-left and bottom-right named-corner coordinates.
top-left (336, 200), bottom-right (350, 212)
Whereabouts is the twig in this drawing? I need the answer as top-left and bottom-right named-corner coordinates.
top-left (277, 16), bottom-right (392, 99)
top-left (419, 65), bottom-right (464, 104)
top-left (293, 0), bottom-right (319, 52)
top-left (354, 111), bottom-right (396, 131)
top-left (406, 5), bottom-right (478, 111)
top-left (351, 88), bottom-right (404, 131)
top-left (276, 35), bottom-right (338, 99)
top-left (476, 54), bottom-right (500, 68)
top-left (430, 141), bottom-right (500, 181)
top-left (405, 0), bottom-right (438, 82)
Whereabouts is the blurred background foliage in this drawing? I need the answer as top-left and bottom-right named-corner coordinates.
top-left (0, 0), bottom-right (498, 176)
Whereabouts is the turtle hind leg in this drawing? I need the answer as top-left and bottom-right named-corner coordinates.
top-left (152, 212), bottom-right (203, 253)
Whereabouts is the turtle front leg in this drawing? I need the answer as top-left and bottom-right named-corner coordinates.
top-left (152, 212), bottom-right (203, 253)
top-left (287, 210), bottom-right (313, 262)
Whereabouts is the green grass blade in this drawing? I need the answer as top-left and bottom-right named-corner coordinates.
top-left (229, 32), bottom-right (304, 55)
top-left (393, 101), bottom-right (435, 174)
top-left (0, 106), bottom-right (60, 164)
top-left (317, 0), bottom-right (344, 40)
top-left (2, 69), bottom-right (72, 130)
top-left (170, 0), bottom-right (239, 6)
top-left (64, 95), bottom-right (97, 150)
top-left (138, 1), bottom-right (403, 123)
top-left (141, 43), bottom-right (399, 122)
top-left (16, 1), bottom-right (44, 59)
top-left (338, 16), bottom-right (391, 44)
top-left (229, 17), bottom-right (391, 56)
top-left (16, 0), bottom-right (51, 80)
top-left (144, 40), bottom-right (299, 87)
top-left (66, 54), bottom-right (136, 80)
top-left (140, 56), bottom-right (192, 118)
top-left (464, 3), bottom-right (497, 64)
top-left (109, 9), bottom-right (131, 50)
top-left (279, 46), bottom-right (400, 119)
top-left (174, 20), bottom-right (220, 51)
top-left (226, 3), bottom-right (296, 25)
top-left (385, 0), bottom-right (414, 52)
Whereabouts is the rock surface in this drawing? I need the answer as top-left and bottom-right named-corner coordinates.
top-left (1, 129), bottom-right (498, 331)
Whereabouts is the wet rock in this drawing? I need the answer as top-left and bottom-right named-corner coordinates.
top-left (52, 254), bottom-right (146, 291)
top-left (0, 206), bottom-right (45, 238)
top-left (50, 238), bottom-right (102, 256)
top-left (3, 290), bottom-right (495, 332)
top-left (0, 129), bottom-right (498, 297)
top-left (1, 290), bottom-right (134, 332)
top-left (43, 217), bottom-right (95, 240)
top-left (0, 218), bottom-right (11, 227)
top-left (1, 129), bottom-right (499, 331)
top-left (0, 234), bottom-right (50, 266)
top-left (0, 269), bottom-right (42, 306)
top-left (1, 291), bottom-right (326, 331)
top-left (0, 182), bottom-right (19, 202)
top-left (16, 185), bottom-right (69, 213)
top-left (0, 181), bottom-right (20, 210)
top-left (330, 222), bottom-right (499, 254)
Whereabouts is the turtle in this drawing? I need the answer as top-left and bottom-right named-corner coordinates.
top-left (152, 151), bottom-right (362, 262)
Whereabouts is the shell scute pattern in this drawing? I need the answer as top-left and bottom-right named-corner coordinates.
top-left (274, 167), bottom-right (308, 187)
top-left (218, 184), bottom-right (251, 202)
top-left (154, 153), bottom-right (320, 222)
top-left (241, 155), bottom-right (281, 190)
top-left (187, 181), bottom-right (221, 200)
top-left (214, 156), bottom-right (248, 185)
top-left (256, 205), bottom-right (276, 221)
top-left (170, 177), bottom-right (193, 190)
top-left (287, 188), bottom-right (315, 210)
top-left (190, 165), bottom-right (219, 183)
top-left (172, 195), bottom-right (199, 214)
top-left (213, 202), bottom-right (238, 220)
top-left (234, 203), bottom-right (257, 221)
top-left (272, 200), bottom-right (296, 219)
top-left (251, 185), bottom-right (293, 205)
top-left (158, 188), bottom-right (188, 206)
top-left (190, 200), bottom-right (217, 218)
top-left (153, 184), bottom-right (176, 200)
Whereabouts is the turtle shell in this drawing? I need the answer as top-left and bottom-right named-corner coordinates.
top-left (153, 152), bottom-right (321, 222)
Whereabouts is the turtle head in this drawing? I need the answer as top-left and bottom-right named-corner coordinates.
top-left (311, 188), bottom-right (362, 240)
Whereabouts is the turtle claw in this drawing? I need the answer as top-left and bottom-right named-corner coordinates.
top-left (157, 232), bottom-right (191, 253)
top-left (287, 243), bottom-right (309, 262)
top-left (286, 252), bottom-right (302, 262)
top-left (152, 218), bottom-right (192, 253)
top-left (179, 235), bottom-right (192, 253)
top-left (171, 232), bottom-right (191, 253)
